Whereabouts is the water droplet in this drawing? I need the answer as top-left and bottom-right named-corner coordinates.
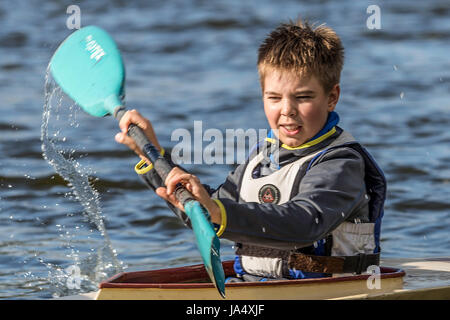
top-left (400, 92), bottom-right (404, 99)
top-left (393, 65), bottom-right (398, 71)
top-left (315, 218), bottom-right (319, 224)
top-left (262, 227), bottom-right (266, 233)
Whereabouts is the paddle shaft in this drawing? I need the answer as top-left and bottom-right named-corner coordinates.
top-left (114, 106), bottom-right (196, 206)
top-left (115, 106), bottom-right (225, 298)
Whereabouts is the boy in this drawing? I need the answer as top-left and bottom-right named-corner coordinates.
top-left (115, 20), bottom-right (386, 280)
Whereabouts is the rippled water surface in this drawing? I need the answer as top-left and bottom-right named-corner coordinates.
top-left (0, 0), bottom-right (449, 299)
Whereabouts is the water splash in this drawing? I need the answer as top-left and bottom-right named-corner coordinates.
top-left (40, 66), bottom-right (124, 296)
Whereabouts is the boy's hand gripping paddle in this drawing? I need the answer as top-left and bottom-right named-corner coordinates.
top-left (49, 26), bottom-right (225, 298)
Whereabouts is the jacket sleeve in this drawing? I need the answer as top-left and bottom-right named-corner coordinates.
top-left (218, 147), bottom-right (370, 250)
top-left (137, 152), bottom-right (246, 230)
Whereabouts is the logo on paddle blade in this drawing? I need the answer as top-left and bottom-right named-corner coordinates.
top-left (258, 184), bottom-right (280, 204)
top-left (85, 35), bottom-right (106, 62)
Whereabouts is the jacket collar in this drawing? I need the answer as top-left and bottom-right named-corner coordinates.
top-left (262, 111), bottom-right (341, 169)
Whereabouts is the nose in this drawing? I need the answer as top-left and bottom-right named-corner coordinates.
top-left (280, 98), bottom-right (297, 117)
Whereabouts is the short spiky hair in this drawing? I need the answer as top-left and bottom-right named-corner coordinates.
top-left (257, 19), bottom-right (344, 93)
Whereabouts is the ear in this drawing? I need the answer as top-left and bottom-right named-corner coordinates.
top-left (327, 84), bottom-right (340, 111)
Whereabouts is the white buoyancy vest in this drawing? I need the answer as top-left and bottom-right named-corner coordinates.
top-left (237, 131), bottom-right (376, 278)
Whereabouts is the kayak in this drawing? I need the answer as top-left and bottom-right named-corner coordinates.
top-left (61, 257), bottom-right (450, 300)
top-left (95, 260), bottom-right (405, 300)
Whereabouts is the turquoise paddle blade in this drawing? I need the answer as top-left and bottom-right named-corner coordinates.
top-left (50, 26), bottom-right (125, 117)
top-left (184, 201), bottom-right (226, 298)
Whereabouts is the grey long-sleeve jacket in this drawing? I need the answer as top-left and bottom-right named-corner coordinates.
top-left (138, 126), bottom-right (386, 257)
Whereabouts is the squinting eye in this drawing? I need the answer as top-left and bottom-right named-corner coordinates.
top-left (296, 96), bottom-right (311, 100)
top-left (268, 96), bottom-right (281, 100)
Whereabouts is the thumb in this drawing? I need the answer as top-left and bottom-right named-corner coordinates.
top-left (155, 187), bottom-right (169, 199)
top-left (156, 187), bottom-right (184, 212)
top-left (115, 132), bottom-right (126, 143)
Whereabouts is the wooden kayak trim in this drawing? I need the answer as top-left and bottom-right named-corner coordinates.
top-left (99, 260), bottom-right (405, 290)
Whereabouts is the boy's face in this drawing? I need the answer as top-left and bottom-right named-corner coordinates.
top-left (263, 69), bottom-right (339, 147)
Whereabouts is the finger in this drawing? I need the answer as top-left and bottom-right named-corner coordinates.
top-left (115, 132), bottom-right (133, 145)
top-left (164, 168), bottom-right (181, 194)
top-left (118, 109), bottom-right (162, 153)
top-left (156, 187), bottom-right (169, 200)
top-left (118, 109), bottom-right (148, 133)
top-left (115, 132), bottom-right (142, 156)
top-left (156, 187), bottom-right (177, 204)
top-left (156, 187), bottom-right (184, 211)
top-left (167, 193), bottom-right (185, 211)
top-left (139, 154), bottom-right (152, 166)
top-left (166, 173), bottom-right (193, 195)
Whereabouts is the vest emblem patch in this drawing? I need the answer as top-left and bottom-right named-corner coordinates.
top-left (258, 184), bottom-right (281, 204)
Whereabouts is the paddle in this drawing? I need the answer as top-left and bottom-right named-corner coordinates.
top-left (49, 25), bottom-right (225, 298)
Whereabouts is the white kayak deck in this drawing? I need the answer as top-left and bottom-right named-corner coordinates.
top-left (58, 256), bottom-right (450, 300)
top-left (335, 256), bottom-right (450, 299)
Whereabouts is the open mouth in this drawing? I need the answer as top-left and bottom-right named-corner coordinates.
top-left (280, 124), bottom-right (302, 136)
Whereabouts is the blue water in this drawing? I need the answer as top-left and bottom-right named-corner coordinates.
top-left (0, 0), bottom-right (449, 299)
